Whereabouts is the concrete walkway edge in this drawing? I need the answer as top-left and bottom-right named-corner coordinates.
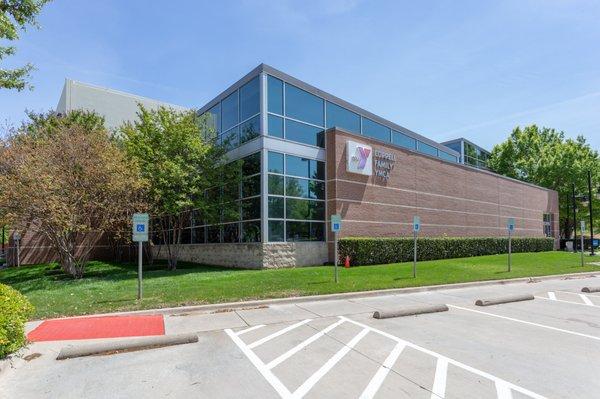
top-left (27, 270), bottom-right (599, 322)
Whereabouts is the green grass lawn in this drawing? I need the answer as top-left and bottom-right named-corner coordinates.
top-left (0, 251), bottom-right (597, 319)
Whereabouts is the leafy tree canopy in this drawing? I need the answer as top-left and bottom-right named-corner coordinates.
top-left (0, 0), bottom-right (51, 91)
top-left (488, 125), bottom-right (600, 238)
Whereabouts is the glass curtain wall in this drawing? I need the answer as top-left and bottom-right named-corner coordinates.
top-left (265, 74), bottom-right (458, 163)
top-left (267, 151), bottom-right (326, 242)
top-left (201, 76), bottom-right (261, 151)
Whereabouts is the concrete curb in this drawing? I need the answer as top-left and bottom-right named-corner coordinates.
top-left (56, 333), bottom-right (199, 360)
top-left (581, 286), bottom-right (600, 293)
top-left (475, 294), bottom-right (534, 307)
top-left (29, 271), bottom-right (599, 322)
top-left (373, 304), bottom-right (448, 319)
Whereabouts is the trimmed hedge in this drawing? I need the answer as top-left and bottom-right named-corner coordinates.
top-left (0, 283), bottom-right (34, 358)
top-left (339, 237), bottom-right (555, 266)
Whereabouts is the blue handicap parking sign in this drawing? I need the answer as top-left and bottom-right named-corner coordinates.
top-left (136, 224), bottom-right (145, 233)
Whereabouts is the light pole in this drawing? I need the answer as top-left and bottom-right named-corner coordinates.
top-left (572, 184), bottom-right (577, 253)
top-left (588, 171), bottom-right (595, 256)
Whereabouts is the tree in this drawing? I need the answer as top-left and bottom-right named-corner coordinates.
top-left (0, 0), bottom-right (51, 91)
top-left (0, 111), bottom-right (146, 278)
top-left (488, 125), bottom-right (600, 239)
top-left (118, 105), bottom-right (240, 270)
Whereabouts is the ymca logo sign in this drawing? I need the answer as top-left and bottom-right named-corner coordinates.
top-left (346, 140), bottom-right (373, 175)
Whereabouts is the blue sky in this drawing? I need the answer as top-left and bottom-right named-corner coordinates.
top-left (1, 0), bottom-right (599, 150)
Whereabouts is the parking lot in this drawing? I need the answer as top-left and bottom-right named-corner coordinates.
top-left (2, 274), bottom-right (600, 398)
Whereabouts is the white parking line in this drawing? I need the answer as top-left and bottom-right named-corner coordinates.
top-left (547, 292), bottom-right (556, 300)
top-left (292, 328), bottom-right (370, 399)
top-left (236, 324), bottom-right (266, 336)
top-left (248, 319), bottom-right (312, 349)
top-left (340, 316), bottom-right (546, 399)
top-left (431, 357), bottom-right (448, 399)
top-left (535, 296), bottom-right (600, 308)
top-left (359, 342), bottom-right (406, 399)
top-left (449, 305), bottom-right (600, 341)
top-left (496, 381), bottom-right (513, 399)
top-left (579, 294), bottom-right (594, 306)
top-left (225, 328), bottom-right (292, 398)
top-left (267, 319), bottom-right (345, 370)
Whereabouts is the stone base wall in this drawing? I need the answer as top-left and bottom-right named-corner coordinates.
top-left (153, 242), bottom-right (328, 269)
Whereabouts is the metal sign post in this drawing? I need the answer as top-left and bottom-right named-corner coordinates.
top-left (13, 232), bottom-right (21, 268)
top-left (507, 218), bottom-right (515, 272)
top-left (581, 220), bottom-right (586, 267)
top-left (132, 213), bottom-right (149, 300)
top-left (331, 215), bottom-right (342, 283)
top-left (413, 216), bottom-right (420, 278)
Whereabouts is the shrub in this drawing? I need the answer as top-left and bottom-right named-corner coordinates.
top-left (0, 283), bottom-right (34, 358)
top-left (339, 237), bottom-right (555, 266)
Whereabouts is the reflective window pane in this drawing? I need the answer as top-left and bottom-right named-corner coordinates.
top-left (392, 131), bottom-right (416, 150)
top-left (221, 91), bottom-right (239, 131)
top-left (191, 226), bottom-right (205, 244)
top-left (242, 175), bottom-right (260, 198)
top-left (286, 221), bottom-right (309, 241)
top-left (240, 115), bottom-right (260, 144)
top-left (285, 83), bottom-right (324, 126)
top-left (286, 155), bottom-right (324, 180)
top-left (241, 197), bottom-right (261, 220)
top-left (268, 114), bottom-right (284, 138)
top-left (241, 221), bottom-right (261, 242)
top-left (207, 225), bottom-right (221, 243)
top-left (203, 103), bottom-right (220, 140)
top-left (362, 118), bottom-right (390, 142)
top-left (326, 101), bottom-right (360, 133)
top-left (220, 126), bottom-right (239, 151)
top-left (286, 198), bottom-right (324, 220)
top-left (268, 220), bottom-right (284, 242)
top-left (438, 151), bottom-right (457, 162)
top-left (181, 227), bottom-right (191, 244)
top-left (268, 174), bottom-right (284, 195)
top-left (240, 76), bottom-right (259, 121)
top-left (267, 75), bottom-right (283, 115)
top-left (242, 152), bottom-right (261, 176)
top-left (268, 196), bottom-right (284, 218)
top-left (268, 151), bottom-right (284, 174)
top-left (286, 177), bottom-right (324, 199)
top-left (310, 222), bottom-right (325, 241)
top-left (418, 141), bottom-right (438, 157)
top-left (222, 223), bottom-right (240, 243)
top-left (285, 119), bottom-right (324, 148)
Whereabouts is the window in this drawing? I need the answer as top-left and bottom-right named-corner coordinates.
top-left (268, 220), bottom-right (284, 242)
top-left (268, 114), bottom-right (284, 138)
top-left (285, 83), bottom-right (324, 126)
top-left (220, 126), bottom-right (239, 151)
top-left (326, 102), bottom-right (360, 133)
top-left (240, 115), bottom-right (260, 144)
top-left (268, 75), bottom-right (283, 115)
top-left (223, 223), bottom-right (239, 243)
top-left (417, 141), bottom-right (438, 157)
top-left (242, 152), bottom-right (261, 176)
top-left (241, 221), bottom-right (261, 242)
top-left (268, 151), bottom-right (284, 173)
top-left (242, 175), bottom-right (260, 197)
top-left (286, 221), bottom-right (325, 241)
top-left (267, 152), bottom-right (325, 243)
top-left (240, 76), bottom-right (259, 121)
top-left (203, 103), bottom-right (220, 140)
top-left (221, 91), bottom-right (239, 131)
top-left (392, 131), bottom-right (416, 150)
top-left (438, 151), bottom-right (457, 162)
top-left (241, 197), bottom-right (261, 220)
top-left (286, 155), bottom-right (324, 180)
top-left (362, 118), bottom-right (390, 142)
top-left (268, 197), bottom-right (284, 218)
top-left (285, 119), bottom-right (324, 148)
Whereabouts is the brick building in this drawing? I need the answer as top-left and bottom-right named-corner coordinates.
top-left (5, 64), bottom-right (558, 268)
